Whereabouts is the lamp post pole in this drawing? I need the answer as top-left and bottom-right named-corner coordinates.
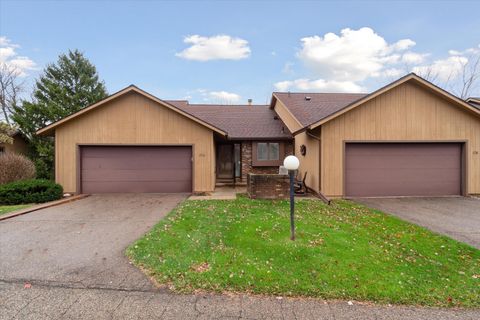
top-left (283, 155), bottom-right (299, 241)
top-left (289, 169), bottom-right (295, 240)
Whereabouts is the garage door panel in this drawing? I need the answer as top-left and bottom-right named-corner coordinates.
top-left (82, 155), bottom-right (191, 170)
top-left (345, 143), bottom-right (462, 197)
top-left (82, 168), bottom-right (192, 182)
top-left (81, 158), bottom-right (191, 170)
top-left (81, 146), bottom-right (192, 193)
top-left (82, 181), bottom-right (191, 193)
top-left (346, 155), bottom-right (461, 170)
top-left (346, 168), bottom-right (461, 183)
top-left (346, 182), bottom-right (459, 197)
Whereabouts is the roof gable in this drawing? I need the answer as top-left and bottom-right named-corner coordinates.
top-left (306, 73), bottom-right (480, 131)
top-left (36, 86), bottom-right (227, 136)
top-left (271, 92), bottom-right (366, 128)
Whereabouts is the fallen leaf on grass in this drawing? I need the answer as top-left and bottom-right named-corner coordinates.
top-left (191, 262), bottom-right (210, 273)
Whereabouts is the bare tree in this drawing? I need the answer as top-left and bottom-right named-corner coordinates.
top-left (415, 51), bottom-right (480, 99)
top-left (459, 52), bottom-right (480, 99)
top-left (0, 63), bottom-right (25, 124)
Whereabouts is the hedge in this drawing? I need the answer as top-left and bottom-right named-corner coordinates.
top-left (0, 179), bottom-right (63, 205)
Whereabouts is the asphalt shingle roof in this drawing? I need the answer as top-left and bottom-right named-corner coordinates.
top-left (166, 101), bottom-right (292, 139)
top-left (273, 92), bottom-right (367, 127)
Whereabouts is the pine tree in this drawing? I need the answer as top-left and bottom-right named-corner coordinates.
top-left (13, 49), bottom-right (108, 178)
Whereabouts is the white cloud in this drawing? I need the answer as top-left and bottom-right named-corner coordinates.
top-left (401, 52), bottom-right (429, 64)
top-left (0, 36), bottom-right (36, 76)
top-left (274, 78), bottom-right (365, 93)
top-left (207, 90), bottom-right (241, 103)
top-left (297, 27), bottom-right (417, 82)
top-left (189, 88), bottom-right (242, 104)
top-left (176, 35), bottom-right (251, 61)
top-left (412, 48), bottom-right (477, 82)
top-left (381, 68), bottom-right (405, 78)
top-left (390, 39), bottom-right (416, 51)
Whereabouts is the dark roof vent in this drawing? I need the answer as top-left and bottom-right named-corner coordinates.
top-left (273, 115), bottom-right (279, 120)
top-left (305, 96), bottom-right (311, 101)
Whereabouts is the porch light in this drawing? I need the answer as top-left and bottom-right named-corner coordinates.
top-left (283, 155), bottom-right (300, 240)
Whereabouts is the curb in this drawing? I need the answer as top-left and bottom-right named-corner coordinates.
top-left (0, 194), bottom-right (90, 221)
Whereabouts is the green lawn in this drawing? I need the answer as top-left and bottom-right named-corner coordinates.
top-left (127, 196), bottom-right (480, 307)
top-left (0, 204), bottom-right (32, 216)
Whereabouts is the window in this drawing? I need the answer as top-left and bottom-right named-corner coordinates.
top-left (257, 143), bottom-right (269, 160)
top-left (269, 143), bottom-right (279, 160)
top-left (252, 142), bottom-right (284, 166)
top-left (234, 143), bottom-right (241, 178)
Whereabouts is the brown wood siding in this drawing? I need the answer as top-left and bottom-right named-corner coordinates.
top-left (320, 81), bottom-right (480, 197)
top-left (81, 146), bottom-right (192, 193)
top-left (0, 136), bottom-right (28, 154)
top-left (55, 91), bottom-right (215, 193)
top-left (345, 143), bottom-right (462, 197)
top-left (294, 128), bottom-right (320, 192)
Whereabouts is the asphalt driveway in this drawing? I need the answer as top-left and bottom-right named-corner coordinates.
top-left (355, 197), bottom-right (480, 249)
top-left (0, 193), bottom-right (187, 290)
top-left (1, 194), bottom-right (479, 319)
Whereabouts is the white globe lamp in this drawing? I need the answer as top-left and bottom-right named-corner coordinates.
top-left (283, 155), bottom-right (300, 171)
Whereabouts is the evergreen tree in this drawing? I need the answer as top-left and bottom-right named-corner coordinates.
top-left (13, 50), bottom-right (108, 178)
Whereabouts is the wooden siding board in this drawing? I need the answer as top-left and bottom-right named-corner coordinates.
top-left (55, 92), bottom-right (215, 193)
top-left (294, 129), bottom-right (320, 192)
top-left (320, 82), bottom-right (480, 197)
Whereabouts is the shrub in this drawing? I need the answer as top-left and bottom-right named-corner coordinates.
top-left (0, 179), bottom-right (63, 205)
top-left (34, 157), bottom-right (54, 180)
top-left (0, 153), bottom-right (36, 185)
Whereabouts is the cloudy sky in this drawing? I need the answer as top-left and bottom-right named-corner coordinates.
top-left (1, 0), bottom-right (479, 104)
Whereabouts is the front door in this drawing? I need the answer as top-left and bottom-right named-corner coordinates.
top-left (217, 144), bottom-right (234, 179)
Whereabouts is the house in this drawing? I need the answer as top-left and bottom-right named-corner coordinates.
top-left (37, 73), bottom-right (480, 198)
top-left (0, 131), bottom-right (29, 155)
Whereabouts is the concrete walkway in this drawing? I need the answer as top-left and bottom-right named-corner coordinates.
top-left (188, 186), bottom-right (246, 200)
top-left (1, 280), bottom-right (478, 320)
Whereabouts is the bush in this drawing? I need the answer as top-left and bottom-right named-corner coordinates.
top-left (0, 153), bottom-right (36, 185)
top-left (0, 179), bottom-right (63, 205)
top-left (34, 157), bottom-right (54, 180)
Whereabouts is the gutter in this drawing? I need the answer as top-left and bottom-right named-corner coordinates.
top-left (306, 130), bottom-right (321, 141)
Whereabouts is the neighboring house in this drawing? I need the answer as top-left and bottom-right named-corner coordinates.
top-left (37, 73), bottom-right (480, 198)
top-left (467, 97), bottom-right (480, 110)
top-left (0, 131), bottom-right (28, 155)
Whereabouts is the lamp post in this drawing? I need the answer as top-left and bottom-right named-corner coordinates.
top-left (283, 155), bottom-right (300, 240)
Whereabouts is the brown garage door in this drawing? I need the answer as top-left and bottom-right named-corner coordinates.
top-left (81, 146), bottom-right (192, 193)
top-left (345, 143), bottom-right (462, 197)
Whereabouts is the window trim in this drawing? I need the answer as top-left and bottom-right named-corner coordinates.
top-left (252, 141), bottom-right (285, 167)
